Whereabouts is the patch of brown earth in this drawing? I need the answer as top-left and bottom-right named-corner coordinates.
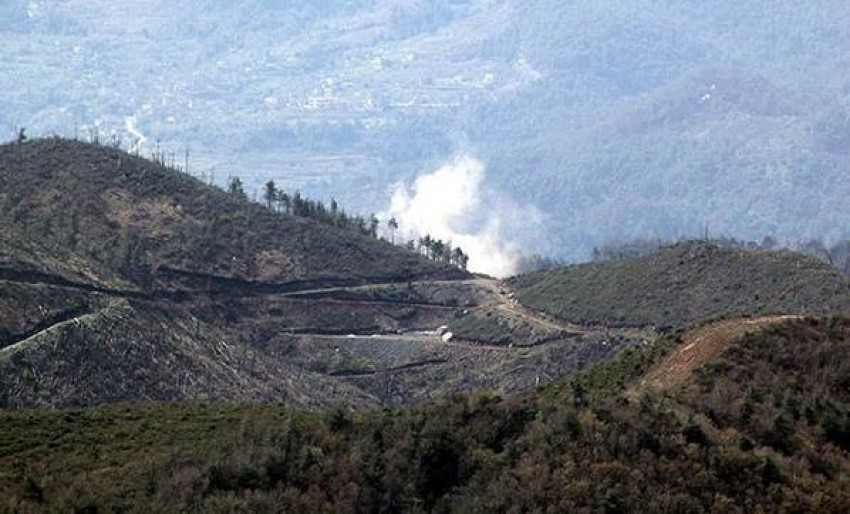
top-left (637, 315), bottom-right (799, 391)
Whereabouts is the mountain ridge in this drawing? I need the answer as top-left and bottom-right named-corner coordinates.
top-left (0, 138), bottom-right (644, 410)
top-left (0, 137), bottom-right (465, 292)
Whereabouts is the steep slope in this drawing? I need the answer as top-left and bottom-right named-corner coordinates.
top-left (0, 298), bottom-right (382, 409)
top-left (2, 317), bottom-right (849, 512)
top-left (508, 241), bottom-right (850, 327)
top-left (0, 138), bottom-right (463, 292)
top-left (0, 138), bottom-right (464, 408)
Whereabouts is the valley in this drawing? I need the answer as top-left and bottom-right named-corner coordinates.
top-left (6, 1), bottom-right (850, 259)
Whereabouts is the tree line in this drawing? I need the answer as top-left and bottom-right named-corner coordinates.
top-left (232, 178), bottom-right (470, 271)
top-left (592, 235), bottom-right (850, 274)
top-left (406, 234), bottom-right (469, 270)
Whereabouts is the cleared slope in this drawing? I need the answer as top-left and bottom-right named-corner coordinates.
top-left (0, 138), bottom-right (464, 292)
top-left (0, 137), bottom-right (477, 409)
top-left (0, 277), bottom-right (643, 409)
top-left (0, 138), bottom-right (643, 411)
top-left (508, 241), bottom-right (850, 327)
top-left (0, 297), bottom-right (382, 410)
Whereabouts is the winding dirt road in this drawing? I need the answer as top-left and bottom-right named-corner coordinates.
top-left (636, 315), bottom-right (800, 392)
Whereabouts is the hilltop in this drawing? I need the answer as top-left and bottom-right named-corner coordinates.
top-left (508, 241), bottom-right (850, 328)
top-left (0, 139), bottom-right (640, 410)
top-left (0, 138), bottom-right (463, 292)
top-left (2, 142), bottom-right (850, 510)
top-left (2, 315), bottom-right (849, 511)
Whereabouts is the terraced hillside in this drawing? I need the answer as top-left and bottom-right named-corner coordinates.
top-left (0, 270), bottom-right (652, 409)
top-left (509, 241), bottom-right (850, 328)
top-left (0, 138), bottom-right (648, 409)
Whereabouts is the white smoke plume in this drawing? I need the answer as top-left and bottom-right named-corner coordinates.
top-left (124, 114), bottom-right (147, 153)
top-left (384, 155), bottom-right (538, 278)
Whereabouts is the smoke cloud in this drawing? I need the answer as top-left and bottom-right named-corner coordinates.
top-left (384, 155), bottom-right (538, 278)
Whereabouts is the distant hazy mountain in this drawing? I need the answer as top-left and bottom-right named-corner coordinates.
top-left (4, 0), bottom-right (850, 259)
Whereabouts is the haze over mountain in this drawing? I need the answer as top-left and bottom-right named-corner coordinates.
top-left (5, 0), bottom-right (850, 267)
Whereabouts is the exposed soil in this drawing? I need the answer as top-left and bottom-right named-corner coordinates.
top-left (636, 315), bottom-right (800, 391)
top-left (0, 273), bottom-right (642, 409)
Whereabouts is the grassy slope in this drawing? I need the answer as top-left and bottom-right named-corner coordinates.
top-left (508, 241), bottom-right (850, 328)
top-left (0, 138), bottom-right (463, 291)
top-left (2, 317), bottom-right (849, 512)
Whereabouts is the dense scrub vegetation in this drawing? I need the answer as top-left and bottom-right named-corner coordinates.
top-left (2, 317), bottom-right (849, 512)
top-left (510, 241), bottom-right (850, 328)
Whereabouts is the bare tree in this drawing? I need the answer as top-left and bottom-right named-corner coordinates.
top-left (388, 217), bottom-right (399, 244)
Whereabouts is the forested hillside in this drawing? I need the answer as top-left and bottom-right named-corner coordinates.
top-left (3, 316), bottom-right (849, 512)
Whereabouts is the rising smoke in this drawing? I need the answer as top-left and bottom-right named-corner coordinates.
top-left (384, 155), bottom-right (540, 278)
top-left (124, 114), bottom-right (148, 154)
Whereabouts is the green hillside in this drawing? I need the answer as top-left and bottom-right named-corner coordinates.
top-left (508, 241), bottom-right (850, 328)
top-left (2, 316), bottom-right (849, 512)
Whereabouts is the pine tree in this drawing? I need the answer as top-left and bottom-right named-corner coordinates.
top-left (330, 198), bottom-right (339, 226)
top-left (432, 240), bottom-right (445, 262)
top-left (278, 192), bottom-right (291, 214)
top-left (264, 180), bottom-right (277, 210)
top-left (228, 177), bottom-right (246, 199)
